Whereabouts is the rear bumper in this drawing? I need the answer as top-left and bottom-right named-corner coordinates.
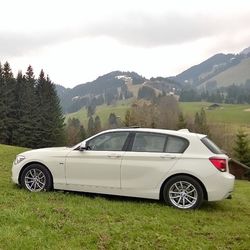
top-left (206, 172), bottom-right (235, 201)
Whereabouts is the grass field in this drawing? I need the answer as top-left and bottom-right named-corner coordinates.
top-left (1, 144), bottom-right (250, 249)
top-left (66, 99), bottom-right (132, 127)
top-left (180, 102), bottom-right (250, 125)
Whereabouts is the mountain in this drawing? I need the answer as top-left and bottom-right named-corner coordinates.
top-left (56, 71), bottom-right (147, 113)
top-left (175, 53), bottom-right (243, 86)
top-left (173, 46), bottom-right (250, 91)
top-left (56, 46), bottom-right (250, 113)
top-left (240, 47), bottom-right (250, 55)
top-left (198, 57), bottom-right (250, 90)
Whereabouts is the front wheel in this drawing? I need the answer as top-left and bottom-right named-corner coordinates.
top-left (163, 175), bottom-right (204, 209)
top-left (20, 164), bottom-right (53, 192)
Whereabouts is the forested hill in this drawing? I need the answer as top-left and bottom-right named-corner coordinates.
top-left (56, 71), bottom-right (146, 113)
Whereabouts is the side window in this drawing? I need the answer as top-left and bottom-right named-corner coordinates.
top-left (87, 132), bottom-right (129, 151)
top-left (132, 133), bottom-right (166, 152)
top-left (165, 136), bottom-right (189, 153)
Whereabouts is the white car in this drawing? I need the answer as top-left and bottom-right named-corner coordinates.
top-left (12, 128), bottom-right (235, 209)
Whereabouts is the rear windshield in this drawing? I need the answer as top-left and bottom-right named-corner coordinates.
top-left (201, 137), bottom-right (223, 154)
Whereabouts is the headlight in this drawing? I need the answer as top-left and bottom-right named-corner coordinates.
top-left (14, 155), bottom-right (25, 165)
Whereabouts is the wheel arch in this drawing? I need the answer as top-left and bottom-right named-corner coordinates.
top-left (159, 173), bottom-right (208, 201)
top-left (18, 161), bottom-right (54, 188)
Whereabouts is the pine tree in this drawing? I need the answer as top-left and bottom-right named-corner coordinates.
top-left (233, 130), bottom-right (250, 165)
top-left (23, 65), bottom-right (40, 147)
top-left (3, 62), bottom-right (17, 144)
top-left (177, 112), bottom-right (187, 129)
top-left (194, 108), bottom-right (210, 135)
top-left (11, 71), bottom-right (26, 146)
top-left (124, 110), bottom-right (132, 127)
top-left (66, 118), bottom-right (86, 145)
top-left (108, 113), bottom-right (118, 128)
top-left (94, 115), bottom-right (102, 133)
top-left (35, 70), bottom-right (65, 148)
top-left (0, 62), bottom-right (7, 143)
top-left (87, 116), bottom-right (95, 136)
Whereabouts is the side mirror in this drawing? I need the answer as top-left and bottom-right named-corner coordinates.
top-left (79, 142), bottom-right (87, 152)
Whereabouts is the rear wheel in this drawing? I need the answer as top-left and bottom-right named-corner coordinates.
top-left (20, 164), bottom-right (53, 192)
top-left (163, 175), bottom-right (203, 209)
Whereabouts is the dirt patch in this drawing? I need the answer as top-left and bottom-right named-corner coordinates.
top-left (244, 109), bottom-right (250, 112)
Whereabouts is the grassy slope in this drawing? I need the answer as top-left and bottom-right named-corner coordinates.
top-left (180, 102), bottom-right (250, 125)
top-left (66, 99), bottom-right (133, 127)
top-left (200, 57), bottom-right (250, 88)
top-left (1, 144), bottom-right (250, 249)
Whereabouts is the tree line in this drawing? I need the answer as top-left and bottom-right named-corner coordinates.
top-left (0, 62), bottom-right (65, 148)
top-left (179, 80), bottom-right (250, 104)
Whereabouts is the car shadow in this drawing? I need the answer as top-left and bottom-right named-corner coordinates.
top-left (58, 189), bottom-right (224, 211)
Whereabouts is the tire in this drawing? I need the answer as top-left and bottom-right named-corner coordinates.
top-left (20, 164), bottom-right (53, 192)
top-left (163, 175), bottom-right (204, 209)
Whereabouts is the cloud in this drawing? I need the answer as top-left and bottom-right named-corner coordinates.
top-left (85, 11), bottom-right (250, 48)
top-left (1, 10), bottom-right (250, 57)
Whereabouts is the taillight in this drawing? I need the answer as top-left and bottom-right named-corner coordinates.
top-left (209, 157), bottom-right (227, 172)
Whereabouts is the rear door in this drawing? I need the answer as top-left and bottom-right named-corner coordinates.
top-left (121, 132), bottom-right (188, 190)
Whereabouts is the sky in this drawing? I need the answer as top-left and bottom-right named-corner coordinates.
top-left (1, 0), bottom-right (250, 88)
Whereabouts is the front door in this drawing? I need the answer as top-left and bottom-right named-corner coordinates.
top-left (65, 131), bottom-right (129, 188)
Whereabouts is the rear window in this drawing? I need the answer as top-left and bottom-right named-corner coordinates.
top-left (201, 137), bottom-right (223, 154)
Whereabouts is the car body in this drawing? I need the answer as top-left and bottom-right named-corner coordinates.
top-left (12, 128), bottom-right (235, 209)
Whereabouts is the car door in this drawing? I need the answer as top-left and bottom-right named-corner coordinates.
top-left (65, 131), bottom-right (129, 188)
top-left (121, 132), bottom-right (188, 191)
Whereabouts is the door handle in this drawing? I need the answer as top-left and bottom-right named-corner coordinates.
top-left (161, 155), bottom-right (176, 159)
top-left (107, 154), bottom-right (122, 159)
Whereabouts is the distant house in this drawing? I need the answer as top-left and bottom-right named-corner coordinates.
top-left (229, 159), bottom-right (250, 180)
top-left (207, 103), bottom-right (221, 110)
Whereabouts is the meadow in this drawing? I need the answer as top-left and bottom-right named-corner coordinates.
top-left (180, 102), bottom-right (250, 125)
top-left (66, 101), bottom-right (250, 129)
top-left (0, 144), bottom-right (250, 249)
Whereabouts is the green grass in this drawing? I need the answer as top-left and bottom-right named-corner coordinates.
top-left (180, 102), bottom-right (250, 125)
top-left (1, 144), bottom-right (250, 249)
top-left (66, 99), bottom-right (132, 127)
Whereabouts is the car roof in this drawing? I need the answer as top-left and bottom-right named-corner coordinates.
top-left (98, 128), bottom-right (206, 139)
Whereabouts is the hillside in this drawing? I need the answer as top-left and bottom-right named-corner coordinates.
top-left (56, 71), bottom-right (146, 113)
top-left (198, 57), bottom-right (250, 90)
top-left (57, 71), bottom-right (181, 114)
top-left (175, 53), bottom-right (237, 86)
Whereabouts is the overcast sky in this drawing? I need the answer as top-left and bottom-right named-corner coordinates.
top-left (1, 0), bottom-right (250, 87)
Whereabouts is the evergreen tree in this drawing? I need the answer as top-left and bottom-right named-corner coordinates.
top-left (177, 112), bottom-right (187, 129)
top-left (124, 110), bottom-right (132, 127)
top-left (35, 70), bottom-right (65, 148)
top-left (3, 62), bottom-right (17, 144)
top-left (23, 65), bottom-right (40, 147)
top-left (87, 116), bottom-right (95, 136)
top-left (233, 130), bottom-right (250, 165)
top-left (0, 62), bottom-right (7, 143)
top-left (94, 115), bottom-right (102, 133)
top-left (66, 118), bottom-right (86, 145)
top-left (11, 71), bottom-right (26, 146)
top-left (194, 108), bottom-right (210, 135)
top-left (108, 113), bottom-right (118, 128)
